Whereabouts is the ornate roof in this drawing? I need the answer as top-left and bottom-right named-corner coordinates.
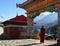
top-left (2, 15), bottom-right (27, 24)
top-left (16, 0), bottom-right (55, 11)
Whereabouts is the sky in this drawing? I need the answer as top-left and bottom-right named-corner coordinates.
top-left (0, 0), bottom-right (58, 22)
top-left (0, 0), bottom-right (27, 22)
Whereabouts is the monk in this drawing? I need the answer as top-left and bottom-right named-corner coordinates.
top-left (39, 26), bottom-right (46, 43)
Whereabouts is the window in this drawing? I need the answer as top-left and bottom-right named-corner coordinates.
top-left (19, 26), bottom-right (27, 30)
top-left (20, 32), bottom-right (26, 36)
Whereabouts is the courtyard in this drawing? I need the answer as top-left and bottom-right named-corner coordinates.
top-left (0, 39), bottom-right (57, 46)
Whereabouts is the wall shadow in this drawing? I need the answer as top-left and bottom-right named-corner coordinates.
top-left (17, 43), bottom-right (40, 46)
top-left (47, 43), bottom-right (60, 46)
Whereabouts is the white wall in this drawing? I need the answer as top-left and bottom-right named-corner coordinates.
top-left (0, 27), bottom-right (4, 35)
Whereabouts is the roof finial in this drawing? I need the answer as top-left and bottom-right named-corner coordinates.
top-left (16, 13), bottom-right (18, 17)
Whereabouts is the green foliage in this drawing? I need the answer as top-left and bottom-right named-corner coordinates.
top-left (34, 30), bottom-right (40, 34)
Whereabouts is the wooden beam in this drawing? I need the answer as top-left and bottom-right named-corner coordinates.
top-left (31, 0), bottom-right (60, 13)
top-left (26, 0), bottom-right (55, 11)
top-left (16, 0), bottom-right (33, 8)
top-left (26, 0), bottom-right (60, 14)
top-left (17, 0), bottom-right (55, 12)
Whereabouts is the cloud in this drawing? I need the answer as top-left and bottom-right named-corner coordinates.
top-left (34, 11), bottom-right (52, 22)
top-left (41, 11), bottom-right (52, 15)
top-left (34, 12), bottom-right (58, 29)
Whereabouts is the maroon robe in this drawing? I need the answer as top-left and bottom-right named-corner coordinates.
top-left (40, 26), bottom-right (46, 43)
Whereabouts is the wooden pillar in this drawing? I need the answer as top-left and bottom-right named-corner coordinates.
top-left (27, 13), bottom-right (34, 38)
top-left (57, 6), bottom-right (60, 43)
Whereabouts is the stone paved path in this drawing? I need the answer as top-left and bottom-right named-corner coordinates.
top-left (0, 39), bottom-right (57, 46)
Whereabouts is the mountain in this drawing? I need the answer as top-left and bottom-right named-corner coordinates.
top-left (34, 20), bottom-right (58, 30)
top-left (45, 20), bottom-right (58, 28)
top-left (34, 12), bottom-right (58, 30)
